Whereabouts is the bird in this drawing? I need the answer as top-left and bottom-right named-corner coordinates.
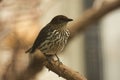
top-left (25, 15), bottom-right (73, 62)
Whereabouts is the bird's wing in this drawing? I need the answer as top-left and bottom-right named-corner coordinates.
top-left (29, 24), bottom-right (52, 53)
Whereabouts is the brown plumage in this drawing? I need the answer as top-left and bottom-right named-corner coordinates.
top-left (25, 15), bottom-right (73, 60)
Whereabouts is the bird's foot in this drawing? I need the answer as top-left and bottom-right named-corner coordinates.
top-left (54, 54), bottom-right (62, 66)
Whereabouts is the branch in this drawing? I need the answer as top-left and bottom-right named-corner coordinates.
top-left (46, 60), bottom-right (87, 80)
top-left (69, 0), bottom-right (120, 38)
top-left (17, 52), bottom-right (87, 80)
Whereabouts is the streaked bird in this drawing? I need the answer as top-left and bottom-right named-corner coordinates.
top-left (25, 15), bottom-right (73, 62)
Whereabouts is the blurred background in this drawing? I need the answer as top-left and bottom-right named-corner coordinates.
top-left (0, 0), bottom-right (120, 80)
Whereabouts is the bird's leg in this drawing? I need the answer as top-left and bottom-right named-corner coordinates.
top-left (55, 54), bottom-right (62, 65)
top-left (54, 54), bottom-right (62, 77)
top-left (55, 54), bottom-right (60, 62)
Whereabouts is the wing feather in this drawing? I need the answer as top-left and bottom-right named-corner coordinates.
top-left (26, 24), bottom-right (52, 53)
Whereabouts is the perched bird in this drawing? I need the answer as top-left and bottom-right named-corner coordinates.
top-left (25, 15), bottom-right (73, 61)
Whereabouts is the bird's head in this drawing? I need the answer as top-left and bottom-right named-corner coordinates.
top-left (50, 15), bottom-right (73, 24)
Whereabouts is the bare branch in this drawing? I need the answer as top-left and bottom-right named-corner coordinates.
top-left (69, 0), bottom-right (120, 38)
top-left (46, 60), bottom-right (87, 80)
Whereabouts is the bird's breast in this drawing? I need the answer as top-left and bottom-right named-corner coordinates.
top-left (38, 28), bottom-right (70, 55)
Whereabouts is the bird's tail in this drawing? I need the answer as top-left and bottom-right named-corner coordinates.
top-left (25, 48), bottom-right (35, 53)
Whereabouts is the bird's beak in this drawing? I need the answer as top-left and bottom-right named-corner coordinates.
top-left (67, 18), bottom-right (73, 22)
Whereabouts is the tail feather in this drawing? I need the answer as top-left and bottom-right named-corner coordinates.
top-left (25, 48), bottom-right (35, 53)
top-left (25, 48), bottom-right (31, 53)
